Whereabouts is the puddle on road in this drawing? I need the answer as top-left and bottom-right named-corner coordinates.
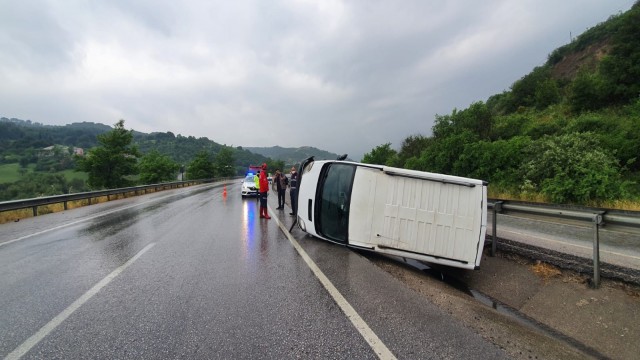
top-left (384, 255), bottom-right (606, 359)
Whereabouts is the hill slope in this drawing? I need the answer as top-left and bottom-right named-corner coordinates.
top-left (368, 2), bottom-right (640, 207)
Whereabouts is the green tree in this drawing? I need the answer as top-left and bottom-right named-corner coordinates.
top-left (491, 113), bottom-right (531, 140)
top-left (599, 4), bottom-right (640, 106)
top-left (454, 136), bottom-right (532, 185)
top-left (432, 112), bottom-right (457, 139)
top-left (0, 173), bottom-right (77, 201)
top-left (534, 78), bottom-right (561, 109)
top-left (486, 91), bottom-right (513, 116)
top-left (568, 70), bottom-right (607, 112)
top-left (75, 120), bottom-right (140, 189)
top-left (409, 130), bottom-right (478, 175)
top-left (187, 150), bottom-right (215, 179)
top-left (139, 150), bottom-right (180, 184)
top-left (18, 156), bottom-right (30, 169)
top-left (508, 66), bottom-right (551, 111)
top-left (463, 102), bottom-right (493, 139)
top-left (362, 143), bottom-right (398, 166)
top-left (397, 134), bottom-right (431, 167)
top-left (214, 147), bottom-right (236, 177)
top-left (432, 102), bottom-right (492, 140)
top-left (266, 159), bottom-right (285, 174)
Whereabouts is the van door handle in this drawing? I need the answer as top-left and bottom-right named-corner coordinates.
top-left (308, 199), bottom-right (312, 221)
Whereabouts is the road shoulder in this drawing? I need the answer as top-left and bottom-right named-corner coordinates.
top-left (370, 250), bottom-right (640, 360)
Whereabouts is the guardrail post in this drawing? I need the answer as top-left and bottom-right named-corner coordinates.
top-left (491, 201), bottom-right (503, 257)
top-left (32, 206), bottom-right (38, 217)
top-left (592, 213), bottom-right (603, 289)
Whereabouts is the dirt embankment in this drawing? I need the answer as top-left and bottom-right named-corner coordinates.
top-left (550, 39), bottom-right (611, 81)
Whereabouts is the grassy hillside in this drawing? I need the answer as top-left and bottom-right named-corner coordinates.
top-left (363, 1), bottom-right (640, 208)
top-left (0, 164), bottom-right (24, 183)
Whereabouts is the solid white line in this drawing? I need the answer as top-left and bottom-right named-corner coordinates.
top-left (269, 205), bottom-right (397, 360)
top-left (5, 242), bottom-right (156, 360)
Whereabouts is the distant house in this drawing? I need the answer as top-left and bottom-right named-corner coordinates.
top-left (38, 145), bottom-right (84, 157)
top-left (38, 146), bottom-right (57, 157)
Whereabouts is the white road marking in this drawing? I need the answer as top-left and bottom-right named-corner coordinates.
top-left (5, 242), bottom-right (156, 360)
top-left (269, 205), bottom-right (397, 360)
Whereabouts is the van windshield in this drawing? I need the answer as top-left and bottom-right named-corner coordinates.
top-left (317, 163), bottom-right (356, 243)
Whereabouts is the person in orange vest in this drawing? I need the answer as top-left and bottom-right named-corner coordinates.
top-left (254, 171), bottom-right (260, 203)
top-left (259, 163), bottom-right (271, 219)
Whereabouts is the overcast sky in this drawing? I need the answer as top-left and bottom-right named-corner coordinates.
top-left (1, 0), bottom-right (635, 160)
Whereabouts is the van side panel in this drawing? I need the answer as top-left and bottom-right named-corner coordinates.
top-left (350, 168), bottom-right (485, 267)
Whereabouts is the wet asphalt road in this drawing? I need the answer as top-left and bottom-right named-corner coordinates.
top-left (0, 182), bottom-right (507, 359)
top-left (487, 212), bottom-right (640, 271)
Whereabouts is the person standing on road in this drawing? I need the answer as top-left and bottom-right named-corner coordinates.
top-left (289, 166), bottom-right (298, 216)
top-left (273, 170), bottom-right (288, 210)
top-left (259, 164), bottom-right (271, 219)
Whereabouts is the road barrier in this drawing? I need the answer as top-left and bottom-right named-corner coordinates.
top-left (488, 199), bottom-right (640, 288)
top-left (0, 179), bottom-right (221, 218)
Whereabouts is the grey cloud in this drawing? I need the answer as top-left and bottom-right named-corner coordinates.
top-left (0, 0), bottom-right (635, 161)
top-left (0, 2), bottom-right (75, 70)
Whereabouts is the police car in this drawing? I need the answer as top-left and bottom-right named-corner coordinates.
top-left (241, 174), bottom-right (258, 198)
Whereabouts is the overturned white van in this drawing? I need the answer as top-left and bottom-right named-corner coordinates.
top-left (294, 157), bottom-right (488, 270)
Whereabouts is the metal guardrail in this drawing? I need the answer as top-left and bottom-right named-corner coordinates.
top-left (0, 179), bottom-right (214, 217)
top-left (487, 199), bottom-right (640, 288)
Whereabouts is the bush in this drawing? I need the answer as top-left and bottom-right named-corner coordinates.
top-left (568, 71), bottom-right (608, 112)
top-left (521, 133), bottom-right (630, 203)
top-left (0, 173), bottom-right (77, 201)
top-left (454, 136), bottom-right (532, 185)
top-left (408, 131), bottom-right (479, 175)
top-left (491, 114), bottom-right (532, 140)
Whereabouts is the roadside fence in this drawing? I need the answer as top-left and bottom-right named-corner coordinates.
top-left (0, 178), bottom-right (235, 221)
top-left (488, 199), bottom-right (640, 288)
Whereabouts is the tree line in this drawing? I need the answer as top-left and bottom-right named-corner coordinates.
top-left (0, 119), bottom-right (285, 200)
top-left (77, 120), bottom-right (289, 190)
